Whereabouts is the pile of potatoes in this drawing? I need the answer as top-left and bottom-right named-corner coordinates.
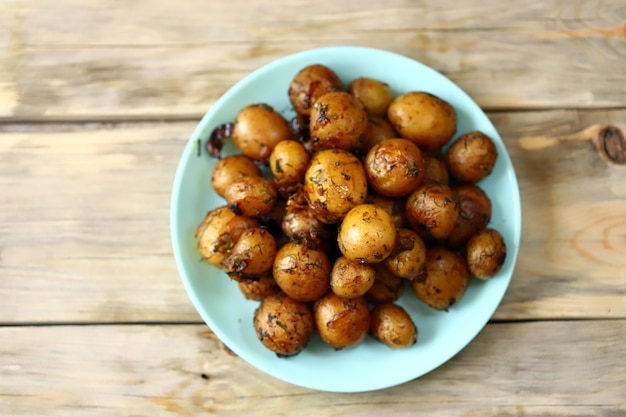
top-left (196, 64), bottom-right (507, 357)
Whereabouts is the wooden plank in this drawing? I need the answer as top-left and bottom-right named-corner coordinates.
top-left (1, 109), bottom-right (625, 324)
top-left (0, 0), bottom-right (624, 119)
top-left (0, 321), bottom-right (624, 416)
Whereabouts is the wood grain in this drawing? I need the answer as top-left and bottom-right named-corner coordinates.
top-left (1, 110), bottom-right (625, 324)
top-left (0, 0), bottom-right (624, 120)
top-left (0, 321), bottom-right (624, 416)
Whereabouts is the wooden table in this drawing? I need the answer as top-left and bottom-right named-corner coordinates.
top-left (1, 0), bottom-right (625, 415)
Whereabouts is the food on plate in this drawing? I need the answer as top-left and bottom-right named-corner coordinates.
top-left (466, 228), bottom-right (507, 279)
top-left (422, 152), bottom-right (450, 185)
top-left (237, 275), bottom-right (281, 301)
top-left (231, 103), bottom-right (292, 161)
top-left (269, 139), bottom-right (311, 197)
top-left (330, 256), bottom-right (377, 298)
top-left (309, 91), bottom-right (368, 151)
top-left (405, 183), bottom-right (459, 242)
top-left (446, 130), bottom-right (498, 183)
top-left (358, 116), bottom-right (398, 155)
top-left (447, 184), bottom-right (492, 249)
top-left (222, 227), bottom-right (277, 278)
top-left (272, 241), bottom-right (331, 302)
top-left (223, 175), bottom-right (277, 217)
top-left (365, 263), bottom-right (406, 304)
top-left (210, 154), bottom-right (261, 198)
top-left (370, 303), bottom-right (418, 349)
top-left (288, 64), bottom-right (345, 116)
top-left (337, 204), bottom-right (397, 264)
top-left (254, 293), bottom-right (315, 357)
top-left (313, 292), bottom-right (370, 350)
top-left (348, 77), bottom-right (394, 117)
top-left (383, 228), bottom-right (427, 280)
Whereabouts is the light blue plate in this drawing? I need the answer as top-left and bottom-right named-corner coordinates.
top-left (170, 46), bottom-right (521, 393)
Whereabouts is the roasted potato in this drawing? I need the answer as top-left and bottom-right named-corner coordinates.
top-left (447, 184), bottom-right (492, 249)
top-left (422, 152), bottom-right (450, 185)
top-left (237, 274), bottom-right (281, 301)
top-left (269, 139), bottom-right (311, 197)
top-left (411, 246), bottom-right (469, 311)
top-left (211, 154), bottom-right (261, 199)
top-left (466, 228), bottom-right (507, 279)
top-left (384, 228), bottom-right (427, 280)
top-left (405, 183), bottom-right (459, 242)
top-left (309, 91), bottom-right (368, 151)
top-left (370, 303), bottom-right (417, 349)
top-left (254, 293), bottom-right (315, 357)
top-left (358, 116), bottom-right (398, 156)
top-left (330, 256), bottom-right (376, 298)
top-left (364, 138), bottom-right (426, 197)
top-left (222, 227), bottom-right (277, 278)
top-left (288, 64), bottom-right (345, 116)
top-left (446, 130), bottom-right (498, 183)
top-left (195, 206), bottom-right (259, 268)
top-left (348, 77), bottom-right (394, 117)
top-left (303, 148), bottom-right (368, 224)
top-left (387, 92), bottom-right (457, 151)
top-left (314, 292), bottom-right (370, 350)
top-left (338, 204), bottom-right (397, 264)
top-left (231, 103), bottom-right (292, 161)
top-left (224, 175), bottom-right (278, 217)
top-left (366, 263), bottom-right (406, 304)
top-left (364, 193), bottom-right (408, 229)
top-left (272, 241), bottom-right (331, 302)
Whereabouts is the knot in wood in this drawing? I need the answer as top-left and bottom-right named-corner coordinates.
top-left (596, 125), bottom-right (626, 165)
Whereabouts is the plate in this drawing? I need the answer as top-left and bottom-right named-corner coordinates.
top-left (170, 46), bottom-right (521, 392)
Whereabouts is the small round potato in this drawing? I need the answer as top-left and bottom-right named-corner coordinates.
top-left (447, 184), bottom-right (492, 249)
top-left (303, 149), bottom-right (368, 224)
top-left (224, 175), bottom-right (278, 217)
top-left (330, 256), bottom-right (376, 298)
top-left (222, 227), bottom-right (277, 277)
top-left (288, 64), bottom-right (345, 116)
top-left (195, 206), bottom-right (259, 268)
top-left (422, 152), bottom-right (450, 185)
top-left (269, 139), bottom-right (311, 197)
top-left (366, 263), bottom-right (406, 304)
top-left (446, 130), bottom-right (498, 183)
top-left (348, 77), bottom-right (394, 116)
top-left (338, 204), bottom-right (397, 264)
top-left (384, 228), bottom-right (427, 280)
top-left (272, 242), bottom-right (331, 302)
top-left (411, 246), bottom-right (469, 311)
top-left (466, 228), bottom-right (507, 279)
top-left (370, 303), bottom-right (418, 349)
top-left (309, 91), bottom-right (368, 151)
top-left (237, 275), bottom-right (281, 301)
top-left (387, 92), bottom-right (457, 151)
top-left (211, 154), bottom-right (261, 198)
top-left (364, 193), bottom-right (408, 229)
top-left (314, 292), bottom-right (370, 350)
top-left (405, 183), bottom-right (459, 242)
top-left (232, 103), bottom-right (292, 161)
top-left (358, 116), bottom-right (398, 155)
top-left (254, 293), bottom-right (315, 357)
top-left (364, 138), bottom-right (426, 197)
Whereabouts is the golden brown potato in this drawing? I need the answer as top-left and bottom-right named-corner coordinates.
top-left (211, 155), bottom-right (261, 199)
top-left (422, 152), bottom-right (450, 185)
top-left (411, 246), bottom-right (469, 311)
top-left (314, 292), bottom-right (370, 350)
top-left (447, 184), bottom-right (492, 249)
top-left (358, 116), bottom-right (398, 156)
top-left (387, 92), bottom-right (457, 151)
top-left (405, 183), bottom-right (459, 242)
top-left (366, 263), bottom-right (406, 304)
top-left (466, 228), bottom-right (507, 279)
top-left (309, 91), bottom-right (368, 151)
top-left (384, 228), bottom-right (427, 280)
top-left (195, 206), bottom-right (259, 268)
top-left (282, 192), bottom-right (333, 249)
top-left (364, 138), bottom-right (426, 197)
top-left (224, 175), bottom-right (278, 217)
top-left (338, 204), bottom-right (397, 264)
top-left (272, 242), bottom-right (331, 302)
top-left (254, 293), bottom-right (315, 357)
top-left (303, 149), bottom-right (368, 224)
top-left (370, 303), bottom-right (417, 349)
top-left (330, 256), bottom-right (376, 298)
top-left (237, 274), bottom-right (281, 301)
top-left (348, 77), bottom-right (394, 117)
top-left (232, 103), bottom-right (292, 161)
top-left (446, 130), bottom-right (498, 183)
top-left (364, 194), bottom-right (408, 229)
top-left (269, 139), bottom-right (311, 197)
top-left (288, 64), bottom-right (345, 116)
top-left (222, 227), bottom-right (277, 277)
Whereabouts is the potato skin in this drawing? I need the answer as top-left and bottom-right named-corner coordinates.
top-left (411, 246), bottom-right (469, 311)
top-left (254, 293), bottom-right (315, 357)
top-left (364, 193), bottom-right (408, 229)
top-left (466, 228), bottom-right (507, 279)
top-left (370, 303), bottom-right (417, 349)
top-left (272, 242), bottom-right (331, 302)
top-left (366, 263), bottom-right (405, 304)
top-left (358, 116), bottom-right (398, 156)
top-left (384, 228), bottom-right (427, 280)
top-left (447, 130), bottom-right (498, 183)
top-left (330, 256), bottom-right (376, 298)
top-left (447, 184), bottom-right (492, 249)
top-left (232, 104), bottom-right (292, 161)
top-left (237, 275), bottom-right (281, 301)
top-left (269, 139), bottom-right (311, 197)
top-left (365, 138), bottom-right (426, 198)
top-left (224, 175), bottom-right (278, 217)
top-left (387, 92), bottom-right (457, 151)
top-left (303, 149), bottom-right (368, 224)
top-left (405, 183), bottom-right (459, 242)
top-left (314, 293), bottom-right (370, 350)
top-left (348, 77), bottom-right (394, 117)
top-left (309, 91), bottom-right (368, 151)
top-left (338, 204), bottom-right (397, 264)
top-left (288, 64), bottom-right (345, 116)
top-left (211, 155), bottom-right (262, 199)
top-left (422, 152), bottom-right (450, 185)
top-left (222, 227), bottom-right (277, 277)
